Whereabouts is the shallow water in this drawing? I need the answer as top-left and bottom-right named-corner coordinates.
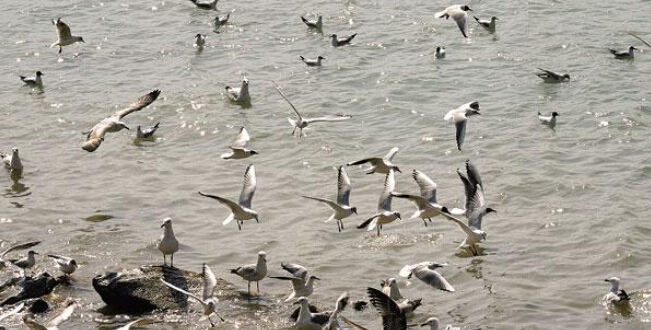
top-left (1, 0), bottom-right (651, 329)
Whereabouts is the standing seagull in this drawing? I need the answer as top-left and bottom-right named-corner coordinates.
top-left (10, 250), bottom-right (38, 277)
top-left (301, 15), bottom-right (323, 30)
top-left (399, 262), bottom-right (455, 292)
top-left (603, 277), bottom-right (631, 304)
top-left (357, 170), bottom-right (401, 236)
top-left (189, 0), bottom-right (217, 10)
top-left (536, 68), bottom-right (570, 83)
top-left (347, 147), bottom-right (402, 174)
top-left (22, 301), bottom-right (77, 330)
top-left (225, 78), bottom-right (251, 104)
top-left (157, 218), bottom-right (179, 267)
top-left (82, 89), bottom-right (161, 152)
top-left (0, 241), bottom-right (40, 270)
top-left (392, 170), bottom-right (447, 227)
top-left (20, 71), bottom-right (44, 88)
top-left (1, 148), bottom-right (23, 171)
top-left (443, 101), bottom-right (481, 151)
top-left (538, 112), bottom-right (560, 129)
top-left (473, 16), bottom-right (498, 33)
top-left (51, 18), bottom-right (84, 54)
top-left (273, 81), bottom-right (352, 137)
top-left (221, 127), bottom-right (258, 160)
top-left (47, 254), bottom-right (78, 277)
top-left (302, 166), bottom-right (358, 232)
top-left (300, 55), bottom-right (326, 67)
top-left (609, 46), bottom-right (637, 59)
top-left (136, 122), bottom-right (160, 139)
top-left (230, 251), bottom-right (268, 294)
top-left (435, 5), bottom-right (472, 38)
top-left (435, 46), bottom-right (446, 59)
top-left (269, 262), bottom-right (320, 301)
top-left (330, 33), bottom-right (357, 47)
top-left (199, 164), bottom-right (259, 230)
top-left (161, 264), bottom-right (224, 326)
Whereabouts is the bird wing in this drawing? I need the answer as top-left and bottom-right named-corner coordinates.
top-left (114, 90), bottom-right (161, 120)
top-left (467, 184), bottom-right (485, 215)
top-left (82, 119), bottom-right (113, 152)
top-left (47, 302), bottom-right (77, 327)
top-left (337, 166), bottom-right (352, 206)
top-left (454, 114), bottom-right (467, 151)
top-left (161, 279), bottom-right (206, 306)
top-left (272, 81), bottom-right (302, 120)
top-left (305, 115), bottom-right (352, 124)
top-left (367, 287), bottom-right (406, 330)
top-left (383, 147), bottom-right (400, 162)
top-left (233, 264), bottom-right (257, 278)
top-left (378, 170), bottom-right (395, 211)
top-left (335, 291), bottom-right (350, 312)
top-left (440, 211), bottom-right (475, 237)
top-left (0, 241), bottom-right (41, 258)
top-left (268, 276), bottom-right (304, 290)
top-left (629, 32), bottom-right (651, 47)
top-left (465, 159), bottom-right (484, 192)
top-left (537, 68), bottom-right (561, 80)
top-left (0, 302), bottom-right (24, 322)
top-left (453, 12), bottom-right (469, 38)
top-left (412, 266), bottom-right (455, 292)
top-left (281, 262), bottom-right (309, 279)
top-left (347, 157), bottom-right (379, 167)
top-left (47, 254), bottom-right (72, 265)
top-left (302, 196), bottom-right (341, 211)
top-left (198, 192), bottom-right (242, 213)
top-left (54, 18), bottom-right (72, 39)
top-left (232, 127), bottom-right (250, 149)
top-left (391, 193), bottom-right (431, 210)
top-left (238, 164), bottom-right (257, 208)
top-left (412, 170), bottom-right (437, 203)
top-left (202, 264), bottom-right (217, 300)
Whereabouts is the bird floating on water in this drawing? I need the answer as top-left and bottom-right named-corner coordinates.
top-left (609, 46), bottom-right (637, 59)
top-left (1, 147), bottom-right (23, 171)
top-left (474, 16), bottom-right (498, 33)
top-left (225, 78), bottom-right (251, 104)
top-left (300, 55), bottom-right (326, 67)
top-left (214, 13), bottom-right (230, 27)
top-left (194, 34), bottom-right (206, 48)
top-left (301, 15), bottom-right (323, 30)
top-left (330, 33), bottom-right (357, 47)
top-left (536, 68), bottom-right (570, 83)
top-left (20, 71), bottom-right (44, 88)
top-left (538, 112), bottom-right (559, 129)
top-left (435, 46), bottom-right (446, 59)
top-left (603, 277), bottom-right (631, 305)
top-left (136, 122), bottom-right (160, 139)
top-left (189, 0), bottom-right (217, 10)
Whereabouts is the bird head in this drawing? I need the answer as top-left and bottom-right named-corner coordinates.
top-left (605, 277), bottom-right (621, 285)
top-left (394, 211), bottom-right (402, 220)
top-left (242, 77), bottom-right (249, 85)
top-left (11, 148), bottom-right (19, 155)
top-left (309, 275), bottom-right (321, 281)
top-left (195, 33), bottom-right (203, 39)
top-left (351, 207), bottom-right (358, 214)
top-left (161, 217), bottom-right (172, 228)
top-left (486, 207), bottom-right (497, 214)
top-left (394, 166), bottom-right (402, 173)
top-left (421, 317), bottom-right (440, 328)
top-left (293, 297), bottom-right (308, 305)
top-left (70, 259), bottom-right (78, 267)
top-left (79, 37), bottom-right (85, 43)
top-left (462, 5), bottom-right (472, 11)
top-left (441, 206), bottom-right (450, 214)
top-left (562, 74), bottom-right (570, 80)
top-left (318, 56), bottom-right (326, 60)
top-left (258, 251), bottom-right (267, 262)
top-left (36, 71), bottom-right (44, 77)
top-left (250, 150), bottom-right (259, 155)
top-left (629, 46), bottom-right (638, 51)
top-left (28, 250), bottom-right (39, 256)
top-left (480, 231), bottom-right (487, 241)
top-left (551, 112), bottom-right (560, 117)
top-left (492, 17), bottom-right (499, 21)
top-left (116, 122), bottom-right (130, 130)
top-left (330, 34), bottom-right (337, 38)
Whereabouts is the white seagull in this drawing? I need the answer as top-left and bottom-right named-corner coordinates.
top-left (198, 164), bottom-right (259, 230)
top-left (455, 159), bottom-right (496, 230)
top-left (269, 262), bottom-right (320, 301)
top-left (20, 71), bottom-right (44, 88)
top-left (330, 33), bottom-right (357, 47)
top-left (443, 101), bottom-right (481, 151)
top-left (301, 15), bottom-right (323, 30)
top-left (0, 241), bottom-right (40, 270)
top-left (302, 166), bottom-right (358, 232)
top-left (273, 81), bottom-right (352, 137)
top-left (538, 112), bottom-right (559, 129)
top-left (392, 170), bottom-right (447, 227)
top-left (1, 147), bottom-right (24, 171)
top-left (380, 278), bottom-right (422, 315)
top-left (230, 251), bottom-right (268, 294)
top-left (435, 5), bottom-right (472, 38)
top-left (435, 46), bottom-right (446, 59)
top-left (536, 68), bottom-right (570, 83)
top-left (225, 78), bottom-right (251, 104)
top-left (347, 147), bottom-right (402, 174)
top-left (161, 264), bottom-right (224, 326)
top-left (221, 127), bottom-right (258, 160)
top-left (194, 34), bottom-right (206, 48)
top-left (214, 13), bottom-right (230, 27)
top-left (189, 0), bottom-right (217, 10)
top-left (603, 277), bottom-right (631, 304)
top-left (609, 46), bottom-right (637, 59)
top-left (441, 210), bottom-right (487, 256)
top-left (22, 301), bottom-right (77, 330)
top-left (51, 18), bottom-right (84, 54)
top-left (47, 254), bottom-right (78, 276)
top-left (82, 89), bottom-right (161, 152)
top-left (399, 262), bottom-right (455, 292)
top-left (300, 55), bottom-right (326, 67)
top-left (157, 217), bottom-right (179, 267)
top-left (10, 250), bottom-right (38, 277)
top-left (136, 122), bottom-right (160, 139)
top-left (473, 16), bottom-right (498, 33)
top-left (357, 169), bottom-right (401, 236)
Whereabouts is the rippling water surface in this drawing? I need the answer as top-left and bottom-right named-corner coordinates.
top-left (1, 0), bottom-right (651, 329)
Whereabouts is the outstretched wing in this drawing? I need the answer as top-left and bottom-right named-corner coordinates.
top-left (198, 192), bottom-right (241, 212)
top-left (281, 262), bottom-right (308, 279)
top-left (465, 159), bottom-right (483, 191)
top-left (115, 90), bottom-right (161, 120)
top-left (238, 164), bottom-right (256, 208)
top-left (412, 266), bottom-right (455, 292)
top-left (412, 170), bottom-right (437, 203)
top-left (302, 195), bottom-right (340, 211)
top-left (306, 115), bottom-right (352, 124)
top-left (54, 18), bottom-right (72, 39)
top-left (232, 127), bottom-right (250, 149)
top-left (367, 287), bottom-right (406, 330)
top-left (161, 279), bottom-right (205, 306)
top-left (378, 169), bottom-right (395, 211)
top-left (382, 147), bottom-right (399, 162)
top-left (337, 166), bottom-right (352, 206)
top-left (272, 81), bottom-right (302, 120)
top-left (0, 241), bottom-right (41, 258)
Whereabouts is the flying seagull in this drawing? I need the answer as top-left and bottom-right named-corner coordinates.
top-left (82, 89), bottom-right (161, 152)
top-left (392, 170), bottom-right (447, 227)
top-left (269, 262), bottom-right (320, 301)
top-left (51, 18), bottom-right (84, 54)
top-left (357, 169), bottom-right (401, 236)
top-left (347, 147), bottom-right (402, 174)
top-left (302, 166), bottom-right (358, 232)
top-left (443, 101), bottom-right (481, 151)
top-left (399, 262), bottom-right (455, 292)
top-left (435, 5), bottom-right (472, 38)
top-left (221, 127), bottom-right (258, 160)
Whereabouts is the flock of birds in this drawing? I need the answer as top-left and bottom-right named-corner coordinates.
top-left (2, 0), bottom-right (647, 329)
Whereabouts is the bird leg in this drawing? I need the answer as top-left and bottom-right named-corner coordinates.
top-left (58, 47), bottom-right (62, 54)
top-left (422, 218), bottom-right (428, 227)
top-left (376, 226), bottom-right (381, 236)
top-left (163, 255), bottom-right (167, 267)
top-left (257, 280), bottom-right (260, 293)
top-left (171, 254), bottom-right (174, 267)
top-left (340, 220), bottom-right (344, 230)
top-left (337, 221), bottom-right (342, 232)
top-left (237, 221), bottom-right (242, 230)
top-left (247, 281), bottom-right (251, 294)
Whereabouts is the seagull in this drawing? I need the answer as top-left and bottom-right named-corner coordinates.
top-left (435, 5), bottom-right (472, 38)
top-left (410, 317), bottom-right (460, 330)
top-left (473, 16), bottom-right (498, 33)
top-left (136, 122), bottom-right (160, 139)
top-left (0, 240), bottom-right (40, 270)
top-left (441, 209), bottom-right (487, 256)
top-left (51, 18), bottom-right (84, 54)
top-left (22, 301), bottom-right (77, 330)
top-left (604, 277), bottom-right (631, 304)
top-left (300, 55), bottom-right (326, 67)
top-left (380, 278), bottom-right (422, 315)
top-left (301, 15), bottom-right (323, 30)
top-left (322, 292), bottom-right (350, 330)
top-left (221, 127), bottom-right (258, 160)
top-left (198, 164), bottom-right (259, 230)
top-left (357, 169), bottom-right (402, 236)
top-left (293, 297), bottom-right (331, 326)
top-left (330, 33), bottom-right (357, 47)
top-left (0, 302), bottom-right (24, 324)
top-left (443, 101), bottom-right (481, 151)
top-left (225, 78), bottom-right (251, 104)
top-left (536, 68), bottom-right (570, 83)
top-left (82, 89), bottom-right (161, 152)
top-left (194, 34), bottom-right (206, 48)
top-left (347, 147), bottom-right (402, 174)
top-left (435, 46), bottom-right (446, 59)
top-left (189, 0), bottom-right (217, 10)
top-left (214, 13), bottom-right (230, 27)
top-left (272, 81), bottom-right (352, 137)
top-left (116, 318), bottom-right (155, 330)
top-left (230, 251), bottom-right (268, 294)
top-left (10, 250), bottom-right (38, 277)
top-left (302, 166), bottom-right (358, 232)
top-left (1, 147), bottom-right (23, 171)
top-left (391, 170), bottom-right (447, 227)
top-left (157, 218), bottom-right (179, 267)
top-left (398, 262), bottom-right (455, 292)
top-left (609, 46), bottom-right (637, 59)
top-left (538, 112), bottom-right (559, 129)
top-left (47, 254), bottom-right (78, 276)
top-left (455, 159), bottom-right (496, 230)
top-left (269, 263), bottom-right (320, 302)
top-left (161, 264), bottom-right (224, 326)
top-left (20, 71), bottom-right (44, 88)
top-left (366, 287), bottom-right (420, 330)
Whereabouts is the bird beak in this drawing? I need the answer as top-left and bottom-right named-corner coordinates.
top-left (292, 300), bottom-right (301, 305)
top-left (34, 252), bottom-right (40, 255)
top-left (313, 276), bottom-right (321, 280)
top-left (161, 223), bottom-right (165, 228)
top-left (604, 279), bottom-right (610, 282)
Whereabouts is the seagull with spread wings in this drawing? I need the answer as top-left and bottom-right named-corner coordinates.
top-left (302, 166), bottom-right (357, 232)
top-left (221, 127), bottom-right (258, 160)
top-left (51, 18), bottom-right (84, 54)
